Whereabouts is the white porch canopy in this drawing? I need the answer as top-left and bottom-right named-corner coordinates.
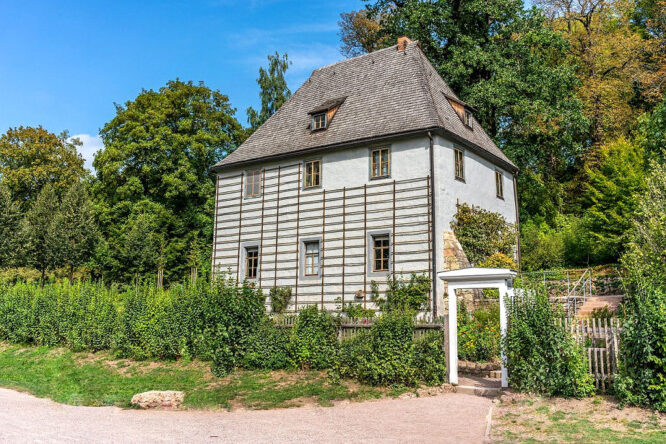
top-left (437, 267), bottom-right (517, 388)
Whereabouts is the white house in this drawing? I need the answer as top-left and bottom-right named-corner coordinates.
top-left (211, 37), bottom-right (519, 315)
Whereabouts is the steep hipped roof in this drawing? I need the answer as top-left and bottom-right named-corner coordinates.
top-left (214, 41), bottom-right (516, 171)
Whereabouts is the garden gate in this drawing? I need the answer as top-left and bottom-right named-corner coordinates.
top-left (437, 268), bottom-right (516, 388)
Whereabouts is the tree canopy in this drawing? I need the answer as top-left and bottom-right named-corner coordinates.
top-left (93, 79), bottom-right (245, 281)
top-left (0, 126), bottom-right (86, 204)
top-left (246, 52), bottom-right (291, 132)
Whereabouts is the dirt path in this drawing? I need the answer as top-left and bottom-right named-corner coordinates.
top-left (0, 387), bottom-right (492, 443)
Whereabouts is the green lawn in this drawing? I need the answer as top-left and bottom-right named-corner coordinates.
top-left (493, 394), bottom-right (666, 443)
top-left (0, 343), bottom-right (391, 410)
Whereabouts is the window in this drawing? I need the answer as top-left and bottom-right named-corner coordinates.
top-left (304, 160), bottom-right (321, 189)
top-left (304, 241), bottom-right (320, 276)
top-left (454, 149), bottom-right (465, 181)
top-left (372, 235), bottom-right (390, 272)
top-left (495, 170), bottom-right (504, 199)
top-left (245, 169), bottom-right (262, 198)
top-left (312, 113), bottom-right (327, 131)
top-left (370, 147), bottom-right (390, 178)
top-left (463, 109), bottom-right (473, 128)
top-left (245, 247), bottom-right (258, 279)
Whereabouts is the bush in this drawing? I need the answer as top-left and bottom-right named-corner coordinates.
top-left (269, 286), bottom-right (292, 314)
top-left (504, 288), bottom-right (594, 397)
top-left (614, 164), bottom-right (666, 412)
top-left (287, 305), bottom-right (339, 370)
top-left (615, 285), bottom-right (666, 412)
top-left (451, 203), bottom-right (516, 265)
top-left (334, 312), bottom-right (446, 386)
top-left (412, 331), bottom-right (447, 385)
top-left (370, 273), bottom-right (430, 313)
top-left (242, 318), bottom-right (290, 370)
top-left (458, 302), bottom-right (500, 362)
top-left (0, 276), bottom-right (269, 375)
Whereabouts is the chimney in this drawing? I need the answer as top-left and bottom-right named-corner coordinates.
top-left (397, 36), bottom-right (412, 51)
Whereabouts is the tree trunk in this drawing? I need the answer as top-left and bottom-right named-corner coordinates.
top-left (40, 268), bottom-right (46, 288)
top-left (69, 265), bottom-right (74, 285)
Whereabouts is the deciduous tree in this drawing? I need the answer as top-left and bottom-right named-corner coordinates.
top-left (0, 126), bottom-right (86, 204)
top-left (0, 185), bottom-right (21, 269)
top-left (93, 79), bottom-right (245, 282)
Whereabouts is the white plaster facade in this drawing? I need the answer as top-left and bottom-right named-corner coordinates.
top-left (213, 134), bottom-right (517, 315)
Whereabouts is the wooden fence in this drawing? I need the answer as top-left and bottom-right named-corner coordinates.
top-left (272, 315), bottom-right (447, 342)
top-left (558, 317), bottom-right (622, 391)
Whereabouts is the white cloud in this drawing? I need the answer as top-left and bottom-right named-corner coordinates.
top-left (70, 133), bottom-right (103, 172)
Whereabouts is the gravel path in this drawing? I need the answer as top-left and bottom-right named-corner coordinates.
top-left (0, 387), bottom-right (492, 443)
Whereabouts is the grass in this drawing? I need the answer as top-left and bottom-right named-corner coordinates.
top-left (0, 342), bottom-right (388, 410)
top-left (493, 394), bottom-right (666, 443)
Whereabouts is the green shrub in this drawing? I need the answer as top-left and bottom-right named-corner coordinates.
top-left (242, 318), bottom-right (290, 370)
top-left (288, 305), bottom-right (339, 370)
top-left (0, 276), bottom-right (268, 375)
top-left (615, 285), bottom-right (666, 412)
top-left (412, 331), bottom-right (447, 386)
top-left (340, 301), bottom-right (375, 319)
top-left (451, 203), bottom-right (516, 265)
top-left (458, 302), bottom-right (500, 362)
top-left (269, 286), bottom-right (292, 314)
top-left (370, 273), bottom-right (430, 313)
top-left (504, 288), bottom-right (594, 397)
top-left (334, 312), bottom-right (445, 386)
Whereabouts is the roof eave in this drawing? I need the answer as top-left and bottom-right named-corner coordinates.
top-left (211, 126), bottom-right (518, 174)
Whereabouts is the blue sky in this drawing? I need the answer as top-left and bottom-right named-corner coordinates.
top-left (0, 0), bottom-right (359, 169)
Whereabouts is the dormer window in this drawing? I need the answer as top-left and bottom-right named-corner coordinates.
top-left (444, 92), bottom-right (476, 129)
top-left (463, 109), bottom-right (473, 128)
top-left (312, 113), bottom-right (327, 131)
top-left (308, 96), bottom-right (346, 132)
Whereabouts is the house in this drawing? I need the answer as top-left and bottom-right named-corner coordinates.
top-left (211, 37), bottom-right (518, 316)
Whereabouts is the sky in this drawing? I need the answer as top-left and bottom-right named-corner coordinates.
top-left (0, 0), bottom-right (359, 169)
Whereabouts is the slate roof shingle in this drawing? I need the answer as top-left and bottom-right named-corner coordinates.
top-left (214, 41), bottom-right (516, 171)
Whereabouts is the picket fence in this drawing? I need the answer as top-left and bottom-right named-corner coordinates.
top-left (557, 317), bottom-right (622, 391)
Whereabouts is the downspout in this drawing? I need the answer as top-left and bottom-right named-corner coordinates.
top-left (428, 131), bottom-right (438, 317)
top-left (512, 174), bottom-right (521, 272)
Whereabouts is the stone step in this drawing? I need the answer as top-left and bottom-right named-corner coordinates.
top-left (455, 385), bottom-right (502, 397)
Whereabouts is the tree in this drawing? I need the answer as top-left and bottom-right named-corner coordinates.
top-left (583, 137), bottom-right (646, 262)
top-left (621, 160), bottom-right (666, 286)
top-left (0, 185), bottom-right (21, 268)
top-left (246, 53), bottom-right (292, 132)
top-left (22, 184), bottom-right (61, 285)
top-left (0, 126), bottom-right (86, 204)
top-left (538, 0), bottom-right (659, 145)
top-left (54, 182), bottom-right (100, 283)
top-left (93, 80), bottom-right (245, 282)
top-left (342, 1), bottom-right (588, 222)
top-left (339, 10), bottom-right (386, 57)
top-left (635, 97), bottom-right (666, 161)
